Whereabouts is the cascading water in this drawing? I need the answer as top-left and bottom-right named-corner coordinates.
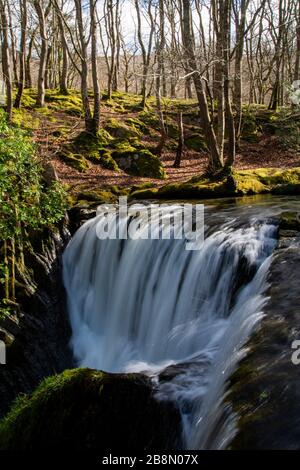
top-left (63, 202), bottom-right (277, 449)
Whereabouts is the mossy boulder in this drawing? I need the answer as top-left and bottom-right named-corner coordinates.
top-left (102, 91), bottom-right (146, 112)
top-left (185, 133), bottom-right (207, 152)
top-left (131, 168), bottom-right (300, 200)
top-left (0, 368), bottom-right (181, 450)
top-left (100, 150), bottom-right (120, 171)
top-left (45, 89), bottom-right (83, 116)
top-left (69, 130), bottom-right (119, 172)
top-left (138, 111), bottom-right (160, 132)
top-left (104, 118), bottom-right (142, 141)
top-left (227, 245), bottom-right (300, 449)
top-left (241, 112), bottom-right (261, 143)
top-left (61, 152), bottom-right (90, 172)
top-left (279, 211), bottom-right (300, 231)
top-left (73, 188), bottom-right (118, 207)
top-left (112, 148), bottom-right (166, 179)
top-left (73, 129), bottom-right (113, 155)
top-left (125, 117), bottom-right (149, 134)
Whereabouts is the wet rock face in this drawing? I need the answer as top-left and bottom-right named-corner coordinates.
top-left (0, 368), bottom-right (182, 451)
top-left (0, 220), bottom-right (74, 418)
top-left (228, 227), bottom-right (300, 449)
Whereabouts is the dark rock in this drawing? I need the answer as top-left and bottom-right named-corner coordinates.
top-left (227, 238), bottom-right (300, 449)
top-left (0, 219), bottom-right (74, 418)
top-left (279, 211), bottom-right (300, 231)
top-left (0, 368), bottom-right (181, 451)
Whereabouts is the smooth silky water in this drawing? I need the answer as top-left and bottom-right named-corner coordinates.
top-left (63, 195), bottom-right (300, 449)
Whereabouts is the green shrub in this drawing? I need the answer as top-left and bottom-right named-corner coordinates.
top-left (0, 110), bottom-right (67, 317)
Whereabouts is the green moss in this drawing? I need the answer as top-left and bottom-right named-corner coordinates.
top-left (51, 128), bottom-right (69, 138)
top-left (104, 118), bottom-right (142, 140)
top-left (233, 171), bottom-right (268, 194)
top-left (20, 89), bottom-right (36, 108)
top-left (34, 106), bottom-right (52, 116)
top-left (0, 368), bottom-right (180, 450)
top-left (100, 150), bottom-right (120, 172)
top-left (61, 152), bottom-right (90, 172)
top-left (103, 90), bottom-right (149, 112)
top-left (112, 148), bottom-right (166, 179)
top-left (43, 89), bottom-right (83, 116)
top-left (130, 182), bottom-right (156, 193)
top-left (132, 168), bottom-right (300, 200)
top-left (165, 118), bottom-right (179, 139)
top-left (12, 109), bottom-right (40, 130)
top-left (237, 168), bottom-right (300, 194)
top-left (113, 140), bottom-right (136, 153)
top-left (185, 133), bottom-right (207, 152)
top-left (241, 111), bottom-right (261, 143)
top-left (131, 188), bottom-right (159, 199)
top-left (76, 188), bottom-right (117, 206)
top-left (71, 129), bottom-right (114, 164)
top-left (279, 211), bottom-right (300, 231)
top-left (138, 111), bottom-right (160, 132)
top-left (125, 117), bottom-right (149, 134)
top-left (160, 96), bottom-right (199, 114)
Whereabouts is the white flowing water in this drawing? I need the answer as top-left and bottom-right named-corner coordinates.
top-left (63, 204), bottom-right (277, 449)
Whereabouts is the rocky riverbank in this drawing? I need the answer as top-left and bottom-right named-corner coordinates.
top-left (228, 212), bottom-right (300, 449)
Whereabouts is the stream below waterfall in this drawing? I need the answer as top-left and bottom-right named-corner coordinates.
top-left (63, 195), bottom-right (300, 450)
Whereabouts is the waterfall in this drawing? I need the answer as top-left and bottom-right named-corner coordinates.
top-left (63, 203), bottom-right (277, 449)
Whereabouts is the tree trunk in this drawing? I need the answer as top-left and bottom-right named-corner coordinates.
top-left (14, 0), bottom-right (27, 109)
top-left (90, 0), bottom-right (100, 134)
top-left (74, 0), bottom-right (93, 131)
top-left (294, 1), bottom-right (300, 81)
top-left (224, 0), bottom-right (235, 166)
top-left (233, 0), bottom-right (249, 142)
top-left (57, 12), bottom-right (69, 94)
top-left (182, 0), bottom-right (223, 172)
top-left (25, 30), bottom-right (36, 88)
top-left (156, 0), bottom-right (167, 155)
top-left (0, 0), bottom-right (13, 121)
top-left (34, 1), bottom-right (49, 107)
top-left (173, 112), bottom-right (184, 168)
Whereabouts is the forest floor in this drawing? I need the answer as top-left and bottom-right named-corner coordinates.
top-left (17, 90), bottom-right (300, 191)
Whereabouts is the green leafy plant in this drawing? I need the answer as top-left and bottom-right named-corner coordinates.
top-left (0, 110), bottom-right (67, 318)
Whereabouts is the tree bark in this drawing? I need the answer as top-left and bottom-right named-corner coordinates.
top-left (14, 0), bottom-right (27, 108)
top-left (33, 1), bottom-right (49, 107)
top-left (57, 6), bottom-right (68, 93)
top-left (0, 0), bottom-right (13, 121)
top-left (90, 0), bottom-right (100, 134)
top-left (173, 112), bottom-right (184, 168)
top-left (182, 0), bottom-right (223, 172)
top-left (74, 0), bottom-right (92, 130)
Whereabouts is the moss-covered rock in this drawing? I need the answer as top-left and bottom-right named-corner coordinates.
top-left (0, 368), bottom-right (181, 450)
top-left (279, 211), bottom-right (300, 231)
top-left (102, 90), bottom-right (147, 112)
top-left (138, 111), bottom-right (160, 132)
top-left (113, 140), bottom-right (137, 153)
top-left (74, 128), bottom-right (113, 154)
top-left (73, 188), bottom-right (118, 207)
top-left (100, 150), bottom-right (120, 171)
top-left (104, 118), bottom-right (142, 140)
top-left (45, 89), bottom-right (83, 116)
top-left (67, 129), bottom-right (120, 172)
top-left (61, 152), bottom-right (90, 172)
top-left (227, 244), bottom-right (300, 450)
top-left (112, 148), bottom-right (166, 179)
top-left (241, 112), bottom-right (261, 143)
top-left (185, 133), bottom-right (207, 152)
top-left (125, 117), bottom-right (149, 134)
top-left (132, 168), bottom-right (300, 200)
